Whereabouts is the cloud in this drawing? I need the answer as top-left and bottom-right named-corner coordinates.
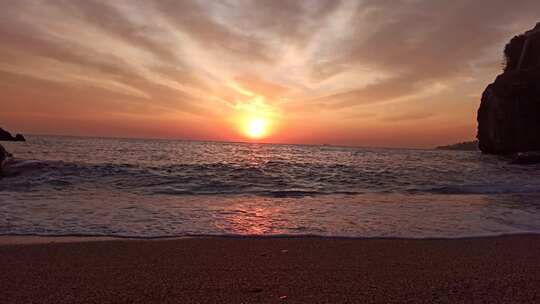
top-left (0, 0), bottom-right (539, 146)
top-left (380, 112), bottom-right (436, 123)
top-left (310, 0), bottom-right (540, 108)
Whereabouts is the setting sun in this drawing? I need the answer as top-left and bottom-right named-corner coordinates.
top-left (244, 118), bottom-right (269, 139)
top-left (3, 2), bottom-right (540, 303)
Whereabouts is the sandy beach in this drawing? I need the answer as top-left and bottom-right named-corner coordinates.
top-left (1, 235), bottom-right (539, 303)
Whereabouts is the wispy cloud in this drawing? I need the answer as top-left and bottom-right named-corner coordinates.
top-left (1, 0), bottom-right (539, 146)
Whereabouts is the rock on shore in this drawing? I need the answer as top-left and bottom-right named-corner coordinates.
top-left (0, 144), bottom-right (11, 175)
top-left (477, 22), bottom-right (540, 154)
top-left (0, 128), bottom-right (25, 142)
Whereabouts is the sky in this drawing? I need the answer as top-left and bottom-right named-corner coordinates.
top-left (1, 0), bottom-right (540, 148)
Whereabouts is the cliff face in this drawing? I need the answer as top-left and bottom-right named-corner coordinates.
top-left (477, 23), bottom-right (540, 154)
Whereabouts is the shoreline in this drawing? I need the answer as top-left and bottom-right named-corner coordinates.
top-left (2, 234), bottom-right (539, 303)
top-left (2, 231), bottom-right (540, 244)
top-left (2, 232), bottom-right (540, 245)
top-left (1, 231), bottom-right (539, 245)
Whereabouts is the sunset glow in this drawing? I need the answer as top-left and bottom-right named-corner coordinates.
top-left (1, 1), bottom-right (540, 147)
top-left (2, 3), bottom-right (540, 302)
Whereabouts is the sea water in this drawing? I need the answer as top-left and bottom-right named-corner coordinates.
top-left (1, 135), bottom-right (540, 238)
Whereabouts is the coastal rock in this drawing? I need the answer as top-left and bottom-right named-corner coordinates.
top-left (510, 152), bottom-right (540, 165)
top-left (0, 144), bottom-right (11, 176)
top-left (477, 22), bottom-right (540, 154)
top-left (0, 128), bottom-right (13, 141)
top-left (436, 140), bottom-right (478, 151)
top-left (0, 128), bottom-right (26, 142)
top-left (0, 144), bottom-right (7, 161)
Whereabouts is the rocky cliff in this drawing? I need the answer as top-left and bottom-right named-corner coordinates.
top-left (477, 23), bottom-right (540, 154)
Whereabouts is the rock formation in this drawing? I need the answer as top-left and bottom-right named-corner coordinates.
top-left (477, 22), bottom-right (540, 154)
top-left (511, 152), bottom-right (540, 165)
top-left (0, 128), bottom-right (25, 142)
top-left (0, 144), bottom-right (11, 176)
top-left (0, 144), bottom-right (7, 160)
top-left (436, 140), bottom-right (478, 151)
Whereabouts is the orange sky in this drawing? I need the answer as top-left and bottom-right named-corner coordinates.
top-left (1, 0), bottom-right (540, 148)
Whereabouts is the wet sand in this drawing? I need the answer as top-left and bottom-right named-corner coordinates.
top-left (1, 235), bottom-right (539, 303)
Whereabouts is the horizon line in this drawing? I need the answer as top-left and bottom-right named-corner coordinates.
top-left (18, 132), bottom-right (439, 151)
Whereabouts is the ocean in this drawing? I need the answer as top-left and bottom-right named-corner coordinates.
top-left (1, 135), bottom-right (540, 238)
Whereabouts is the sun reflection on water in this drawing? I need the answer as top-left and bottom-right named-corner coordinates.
top-left (213, 201), bottom-right (288, 235)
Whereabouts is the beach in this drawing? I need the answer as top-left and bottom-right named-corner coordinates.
top-left (1, 235), bottom-right (539, 303)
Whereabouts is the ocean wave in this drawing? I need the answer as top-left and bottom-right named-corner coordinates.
top-left (2, 155), bottom-right (540, 196)
top-left (3, 231), bottom-right (540, 240)
top-left (420, 185), bottom-right (540, 195)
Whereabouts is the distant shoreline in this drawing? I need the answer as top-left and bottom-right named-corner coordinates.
top-left (14, 133), bottom-right (442, 151)
top-left (435, 140), bottom-right (479, 151)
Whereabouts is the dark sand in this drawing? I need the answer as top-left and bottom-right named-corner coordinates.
top-left (1, 235), bottom-right (539, 303)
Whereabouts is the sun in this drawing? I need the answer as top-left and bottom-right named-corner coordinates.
top-left (243, 118), bottom-right (269, 139)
